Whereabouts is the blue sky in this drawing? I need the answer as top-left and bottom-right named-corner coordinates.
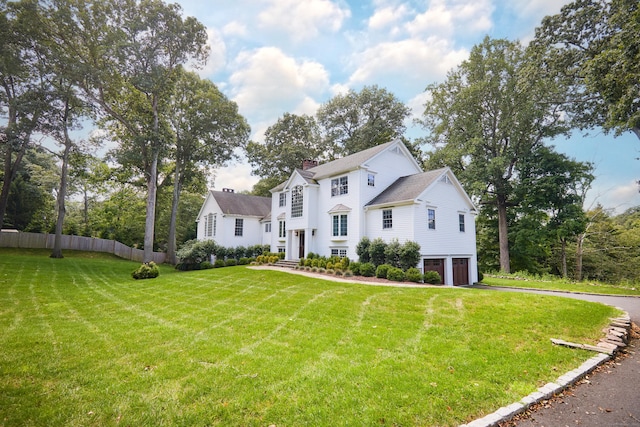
top-left (176, 0), bottom-right (640, 213)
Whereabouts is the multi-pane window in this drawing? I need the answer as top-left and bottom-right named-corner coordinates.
top-left (332, 214), bottom-right (348, 237)
top-left (368, 174), bottom-right (375, 187)
top-left (279, 192), bottom-right (286, 207)
top-left (265, 223), bottom-right (271, 233)
top-left (206, 213), bottom-right (215, 237)
top-left (234, 218), bottom-right (243, 236)
top-left (213, 214), bottom-right (217, 236)
top-left (331, 248), bottom-right (347, 257)
top-left (291, 185), bottom-right (303, 218)
top-left (331, 176), bottom-right (348, 196)
top-left (459, 214), bottom-right (465, 232)
top-left (428, 209), bottom-right (436, 230)
top-left (382, 209), bottom-right (392, 229)
top-left (279, 221), bottom-right (286, 238)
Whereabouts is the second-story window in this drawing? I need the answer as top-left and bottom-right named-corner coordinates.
top-left (368, 173), bottom-right (375, 186)
top-left (459, 214), bottom-right (465, 232)
top-left (291, 185), bottom-right (303, 218)
top-left (235, 218), bottom-right (243, 236)
top-left (428, 209), bottom-right (436, 230)
top-left (332, 214), bottom-right (348, 237)
top-left (331, 176), bottom-right (348, 196)
top-left (279, 192), bottom-right (286, 207)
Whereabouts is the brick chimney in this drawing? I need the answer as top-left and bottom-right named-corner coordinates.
top-left (302, 159), bottom-right (318, 170)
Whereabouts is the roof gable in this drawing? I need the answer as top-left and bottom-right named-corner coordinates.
top-left (365, 168), bottom-right (476, 211)
top-left (206, 190), bottom-right (271, 218)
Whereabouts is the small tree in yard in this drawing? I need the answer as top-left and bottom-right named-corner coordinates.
top-left (356, 237), bottom-right (371, 263)
top-left (399, 241), bottom-right (421, 271)
top-left (369, 238), bottom-right (387, 267)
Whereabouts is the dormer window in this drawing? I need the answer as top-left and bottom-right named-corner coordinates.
top-left (331, 176), bottom-right (348, 196)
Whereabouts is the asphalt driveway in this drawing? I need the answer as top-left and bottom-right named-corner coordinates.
top-left (471, 285), bottom-right (640, 427)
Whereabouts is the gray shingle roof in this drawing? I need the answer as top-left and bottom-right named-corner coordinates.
top-left (211, 190), bottom-right (271, 218)
top-left (365, 168), bottom-right (448, 207)
top-left (306, 140), bottom-right (397, 180)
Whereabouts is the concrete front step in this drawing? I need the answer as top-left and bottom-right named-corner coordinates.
top-left (274, 260), bottom-right (299, 269)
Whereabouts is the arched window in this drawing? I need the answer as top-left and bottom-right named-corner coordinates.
top-left (291, 185), bottom-right (303, 218)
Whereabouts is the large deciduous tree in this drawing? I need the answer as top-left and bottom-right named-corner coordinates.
top-left (246, 113), bottom-right (323, 195)
top-left (51, 0), bottom-right (209, 262)
top-left (165, 70), bottom-right (250, 264)
top-left (317, 85), bottom-right (411, 157)
top-left (532, 0), bottom-right (640, 140)
top-left (0, 0), bottom-right (54, 229)
top-left (421, 37), bottom-right (570, 273)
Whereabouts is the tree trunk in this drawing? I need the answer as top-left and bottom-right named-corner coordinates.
top-left (575, 232), bottom-right (585, 281)
top-left (166, 162), bottom-right (182, 265)
top-left (51, 125), bottom-right (72, 259)
top-left (143, 151), bottom-right (159, 263)
top-left (497, 194), bottom-right (510, 273)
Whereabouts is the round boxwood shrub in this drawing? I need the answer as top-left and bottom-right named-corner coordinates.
top-left (423, 270), bottom-right (442, 284)
top-left (386, 266), bottom-right (405, 282)
top-left (213, 259), bottom-right (226, 268)
top-left (132, 262), bottom-right (159, 280)
top-left (405, 267), bottom-right (422, 283)
top-left (360, 262), bottom-right (376, 277)
top-left (225, 258), bottom-right (238, 267)
top-left (375, 263), bottom-right (392, 279)
top-left (349, 261), bottom-right (361, 276)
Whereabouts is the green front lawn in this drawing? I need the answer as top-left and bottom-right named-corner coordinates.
top-left (0, 249), bottom-right (619, 426)
top-left (483, 274), bottom-right (640, 296)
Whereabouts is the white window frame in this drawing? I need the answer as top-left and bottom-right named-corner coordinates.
top-left (367, 173), bottom-right (375, 187)
top-left (291, 185), bottom-right (303, 218)
top-left (279, 220), bottom-right (286, 239)
top-left (332, 214), bottom-right (348, 237)
top-left (331, 176), bottom-right (348, 196)
top-left (428, 208), bottom-right (436, 230)
top-left (382, 209), bottom-right (392, 229)
top-left (265, 222), bottom-right (271, 233)
top-left (279, 192), bottom-right (286, 207)
top-left (234, 218), bottom-right (243, 236)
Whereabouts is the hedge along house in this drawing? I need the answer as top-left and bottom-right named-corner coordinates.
top-left (196, 188), bottom-right (272, 249)
top-left (269, 139), bottom-right (479, 286)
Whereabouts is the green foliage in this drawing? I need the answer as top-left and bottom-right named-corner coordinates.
top-left (131, 262), bottom-right (159, 280)
top-left (359, 262), bottom-right (376, 277)
top-left (213, 259), bottom-right (226, 268)
top-left (386, 266), bottom-right (405, 282)
top-left (348, 261), bottom-right (361, 276)
top-left (399, 241), bottom-right (421, 270)
top-left (384, 239), bottom-right (402, 267)
top-left (376, 263), bottom-right (391, 279)
top-left (225, 258), bottom-right (237, 267)
top-left (369, 238), bottom-right (387, 267)
top-left (356, 237), bottom-right (371, 263)
top-left (424, 271), bottom-right (442, 285)
top-left (405, 267), bottom-right (423, 283)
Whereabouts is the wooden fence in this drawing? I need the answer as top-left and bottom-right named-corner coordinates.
top-left (0, 230), bottom-right (166, 264)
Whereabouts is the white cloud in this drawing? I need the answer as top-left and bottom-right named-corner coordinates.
top-left (368, 4), bottom-right (409, 31)
top-left (406, 0), bottom-right (493, 37)
top-left (211, 161), bottom-right (259, 193)
top-left (348, 37), bottom-right (468, 91)
top-left (222, 21), bottom-right (248, 38)
top-left (258, 0), bottom-right (351, 42)
top-left (187, 27), bottom-right (226, 76)
top-left (228, 46), bottom-right (330, 124)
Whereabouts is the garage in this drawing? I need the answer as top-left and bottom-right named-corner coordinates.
top-left (452, 258), bottom-right (469, 286)
top-left (423, 258), bottom-right (445, 285)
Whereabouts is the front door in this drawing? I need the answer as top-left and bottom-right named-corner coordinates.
top-left (452, 258), bottom-right (469, 286)
top-left (298, 230), bottom-right (305, 259)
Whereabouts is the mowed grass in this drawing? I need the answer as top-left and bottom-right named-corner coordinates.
top-left (0, 249), bottom-right (620, 426)
top-left (483, 275), bottom-right (640, 296)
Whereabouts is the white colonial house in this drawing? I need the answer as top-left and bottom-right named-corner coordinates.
top-left (197, 139), bottom-right (478, 285)
top-left (196, 189), bottom-right (272, 248)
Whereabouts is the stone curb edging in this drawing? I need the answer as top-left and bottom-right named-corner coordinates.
top-left (459, 312), bottom-right (632, 427)
top-left (479, 284), bottom-right (640, 298)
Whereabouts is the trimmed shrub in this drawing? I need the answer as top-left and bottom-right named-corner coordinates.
top-left (424, 270), bottom-right (442, 284)
top-left (200, 261), bottom-right (214, 270)
top-left (360, 262), bottom-right (376, 277)
top-left (356, 237), bottom-right (371, 263)
top-left (386, 266), bottom-right (405, 282)
top-left (213, 259), bottom-right (226, 268)
top-left (238, 257), bottom-right (251, 265)
top-left (369, 238), bottom-right (387, 267)
top-left (132, 262), bottom-right (159, 280)
top-left (225, 258), bottom-right (238, 267)
top-left (405, 267), bottom-right (422, 283)
top-left (384, 239), bottom-right (402, 268)
top-left (399, 241), bottom-right (421, 271)
top-left (376, 263), bottom-right (392, 279)
top-left (349, 261), bottom-right (361, 276)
